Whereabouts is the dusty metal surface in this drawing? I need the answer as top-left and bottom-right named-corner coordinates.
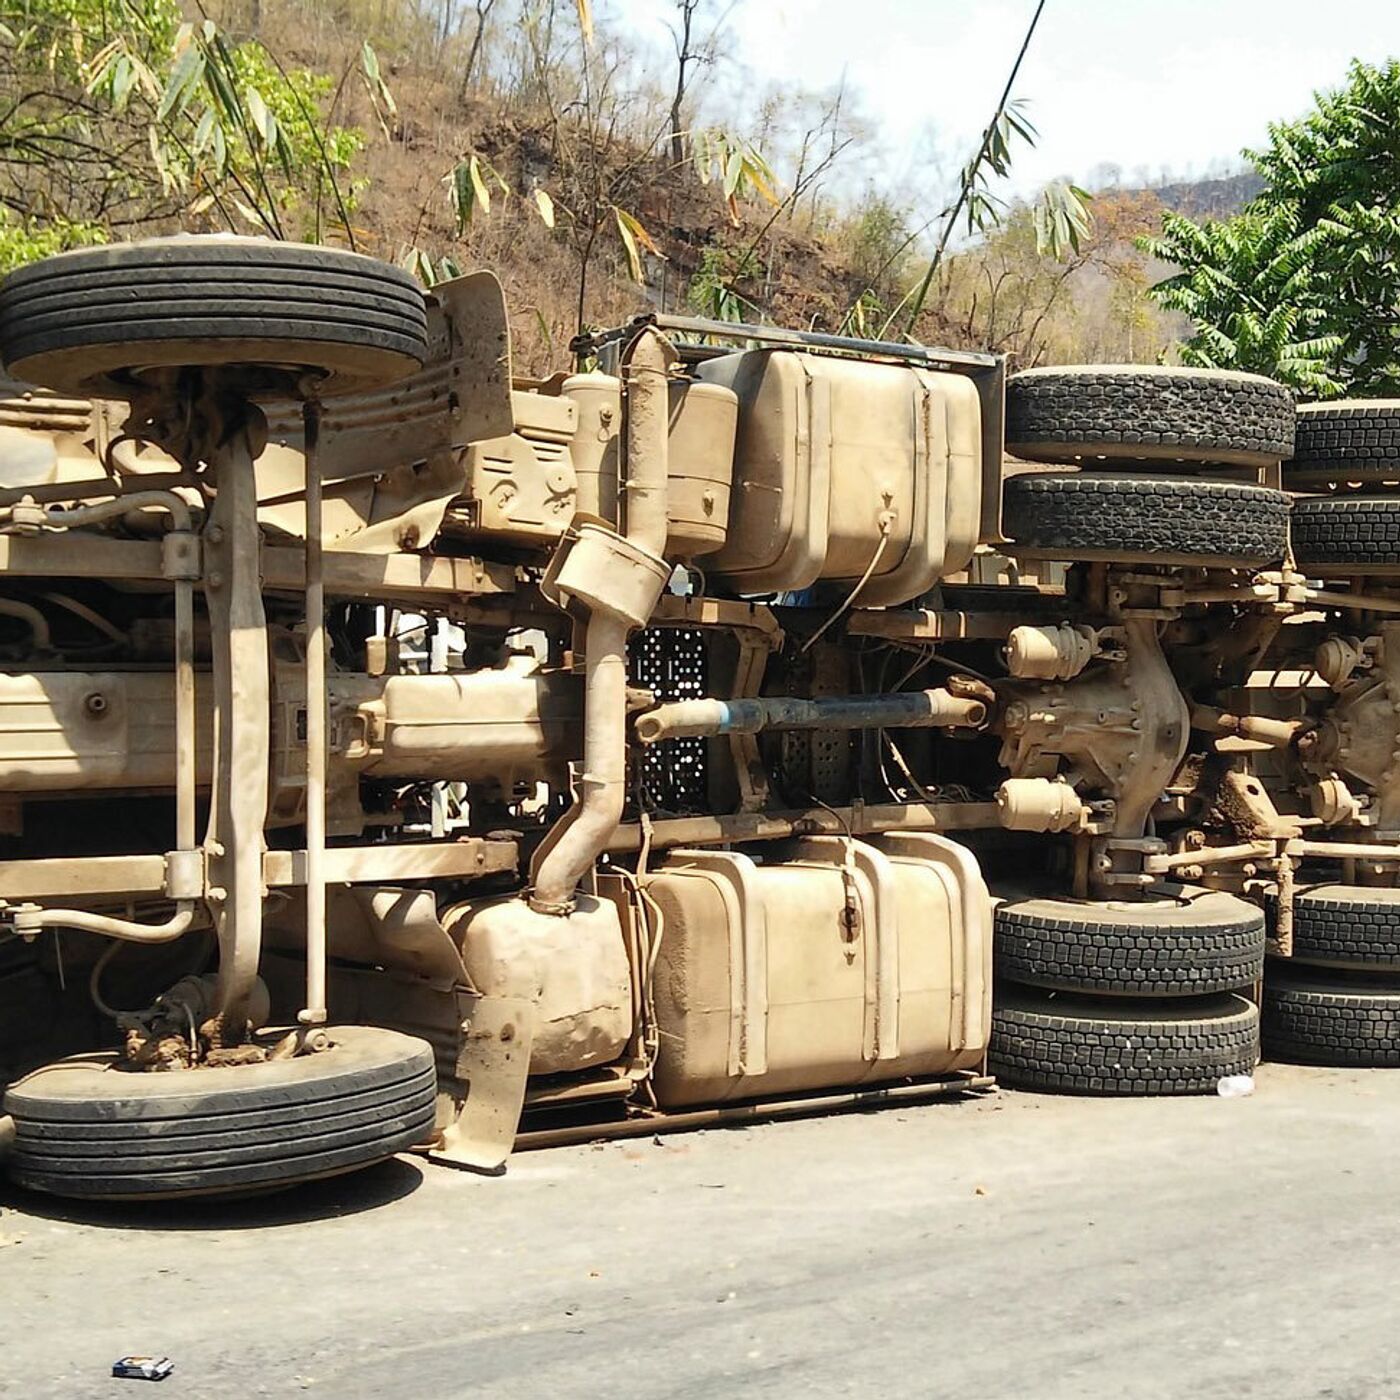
top-left (0, 241), bottom-right (1385, 1200)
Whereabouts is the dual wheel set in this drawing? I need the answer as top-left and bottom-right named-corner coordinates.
top-left (990, 891), bottom-right (1264, 1095)
top-left (988, 887), bottom-right (1400, 1089)
top-left (1003, 368), bottom-right (1400, 582)
top-left (1275, 398), bottom-right (1400, 1069)
top-left (988, 369), bottom-right (1400, 1092)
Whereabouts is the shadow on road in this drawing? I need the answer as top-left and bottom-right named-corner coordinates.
top-left (0, 1152), bottom-right (425, 1231)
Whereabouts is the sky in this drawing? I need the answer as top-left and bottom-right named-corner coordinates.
top-left (604, 0), bottom-right (1400, 197)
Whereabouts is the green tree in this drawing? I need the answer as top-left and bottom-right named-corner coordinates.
top-left (0, 0), bottom-right (367, 271)
top-left (1146, 59), bottom-right (1400, 398)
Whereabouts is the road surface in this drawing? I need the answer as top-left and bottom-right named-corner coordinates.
top-left (3, 1062), bottom-right (1397, 1398)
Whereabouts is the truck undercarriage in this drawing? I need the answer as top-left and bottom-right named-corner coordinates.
top-left (0, 237), bottom-right (1395, 1200)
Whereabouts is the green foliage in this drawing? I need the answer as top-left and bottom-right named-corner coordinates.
top-left (1033, 181), bottom-right (1093, 258)
top-left (843, 195), bottom-right (912, 285)
top-left (447, 153), bottom-right (511, 233)
top-left (104, 14), bottom-right (365, 239)
top-left (687, 245), bottom-right (760, 322)
top-left (1147, 59), bottom-right (1400, 398)
top-left (962, 100), bottom-right (1038, 234)
top-left (1145, 205), bottom-right (1346, 396)
top-left (399, 245), bottom-right (462, 288)
top-left (892, 99), bottom-right (1093, 338)
top-left (0, 208), bottom-right (105, 274)
top-left (839, 288), bottom-right (886, 339)
top-left (692, 129), bottom-right (779, 224)
top-left (934, 189), bottom-right (1173, 368)
top-left (0, 0), bottom-right (367, 259)
top-left (612, 205), bottom-right (662, 284)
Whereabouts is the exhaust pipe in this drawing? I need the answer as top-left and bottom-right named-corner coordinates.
top-left (530, 326), bottom-right (676, 914)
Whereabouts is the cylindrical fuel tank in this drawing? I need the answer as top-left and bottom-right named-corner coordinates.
top-left (0, 658), bottom-right (579, 795)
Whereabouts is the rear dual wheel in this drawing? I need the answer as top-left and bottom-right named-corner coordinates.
top-left (989, 889), bottom-right (1264, 1096)
top-left (1003, 366), bottom-right (1293, 569)
top-left (1276, 402), bottom-right (1400, 1060)
top-left (1263, 975), bottom-right (1400, 1068)
top-left (1288, 401), bottom-right (1400, 486)
top-left (1291, 495), bottom-right (1400, 576)
top-left (1002, 473), bottom-right (1291, 569)
top-left (994, 889), bottom-right (1265, 998)
top-left (992, 991), bottom-right (1259, 1096)
top-left (1264, 885), bottom-right (1400, 1067)
top-left (1007, 365), bottom-right (1296, 470)
top-left (1280, 403), bottom-right (1400, 576)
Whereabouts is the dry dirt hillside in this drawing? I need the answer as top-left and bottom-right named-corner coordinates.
top-left (204, 2), bottom-right (1245, 374)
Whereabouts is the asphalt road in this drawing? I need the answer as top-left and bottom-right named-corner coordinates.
top-left (3, 1062), bottom-right (1398, 1400)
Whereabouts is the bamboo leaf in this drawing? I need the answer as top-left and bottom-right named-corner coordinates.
top-left (744, 154), bottom-right (780, 207)
top-left (693, 128), bottom-right (712, 184)
top-left (158, 42), bottom-right (204, 121)
top-left (192, 105), bottom-right (216, 156)
top-left (362, 40), bottom-right (382, 84)
top-left (576, 0), bottom-right (594, 45)
top-left (245, 87), bottom-right (274, 148)
top-left (723, 149), bottom-right (744, 198)
top-left (231, 197), bottom-right (267, 230)
top-left (534, 308), bottom-right (554, 358)
top-left (621, 207), bottom-right (662, 255)
top-left (469, 154), bottom-right (491, 214)
top-left (111, 54), bottom-right (137, 111)
top-left (450, 160), bottom-right (474, 232)
top-left (361, 40), bottom-right (398, 140)
top-left (614, 206), bottom-right (647, 283)
top-left (83, 38), bottom-right (122, 92)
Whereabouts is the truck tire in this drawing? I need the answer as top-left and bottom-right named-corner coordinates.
top-left (1292, 495), bottom-right (1400, 575)
top-left (990, 991), bottom-right (1259, 1095)
top-left (995, 889), bottom-right (1265, 997)
top-left (0, 237), bottom-right (428, 398)
top-left (3, 1025), bottom-right (436, 1199)
top-left (1263, 974), bottom-right (1400, 1066)
top-left (1006, 365), bottom-right (1295, 468)
top-left (1289, 401), bottom-right (1400, 483)
top-left (1002, 472), bottom-right (1290, 567)
top-left (1290, 885), bottom-right (1400, 970)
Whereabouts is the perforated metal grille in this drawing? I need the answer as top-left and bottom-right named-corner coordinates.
top-left (630, 626), bottom-right (708, 813)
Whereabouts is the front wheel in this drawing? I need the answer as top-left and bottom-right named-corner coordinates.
top-left (2, 1025), bottom-right (436, 1199)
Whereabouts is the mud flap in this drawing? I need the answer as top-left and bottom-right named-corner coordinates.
top-left (426, 992), bottom-right (534, 1176)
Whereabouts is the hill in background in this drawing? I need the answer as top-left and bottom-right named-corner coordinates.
top-left (10, 0), bottom-right (1257, 375)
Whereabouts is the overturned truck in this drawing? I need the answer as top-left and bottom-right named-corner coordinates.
top-left (0, 237), bottom-right (1390, 1200)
